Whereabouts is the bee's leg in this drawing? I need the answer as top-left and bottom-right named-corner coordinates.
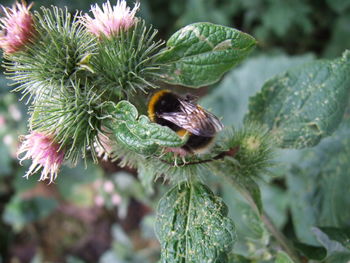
top-left (180, 156), bottom-right (187, 166)
top-left (173, 154), bottom-right (179, 167)
top-left (158, 148), bottom-right (168, 159)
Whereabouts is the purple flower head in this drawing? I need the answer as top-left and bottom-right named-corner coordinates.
top-left (82, 0), bottom-right (139, 38)
top-left (18, 132), bottom-right (65, 183)
top-left (0, 1), bottom-right (35, 53)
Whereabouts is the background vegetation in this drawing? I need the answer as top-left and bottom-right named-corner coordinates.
top-left (0, 0), bottom-right (349, 262)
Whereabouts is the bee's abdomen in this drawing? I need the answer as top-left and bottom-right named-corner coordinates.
top-left (182, 135), bottom-right (214, 154)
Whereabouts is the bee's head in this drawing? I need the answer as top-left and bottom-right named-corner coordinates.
top-left (184, 94), bottom-right (198, 103)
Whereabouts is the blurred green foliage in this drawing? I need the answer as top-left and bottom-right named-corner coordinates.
top-left (0, 0), bottom-right (350, 262)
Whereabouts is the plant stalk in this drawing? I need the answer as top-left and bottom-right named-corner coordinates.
top-left (236, 189), bottom-right (301, 263)
top-left (239, 187), bottom-right (301, 263)
top-left (211, 166), bottom-right (301, 263)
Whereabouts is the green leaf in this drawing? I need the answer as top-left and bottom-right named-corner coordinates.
top-left (313, 227), bottom-right (350, 252)
top-left (317, 227), bottom-right (350, 250)
top-left (155, 181), bottom-right (236, 263)
top-left (286, 118), bottom-right (350, 245)
top-left (275, 251), bottom-right (294, 263)
top-left (294, 242), bottom-right (327, 261)
top-left (113, 100), bottom-right (184, 155)
top-left (247, 50), bottom-right (350, 148)
top-left (201, 53), bottom-right (315, 127)
top-left (312, 227), bottom-right (350, 263)
top-left (114, 100), bottom-right (138, 122)
top-left (157, 22), bottom-right (256, 87)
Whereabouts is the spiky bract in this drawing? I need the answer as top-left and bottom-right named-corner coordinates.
top-left (29, 80), bottom-right (113, 165)
top-left (91, 19), bottom-right (164, 98)
top-left (4, 7), bottom-right (96, 102)
top-left (216, 122), bottom-right (275, 178)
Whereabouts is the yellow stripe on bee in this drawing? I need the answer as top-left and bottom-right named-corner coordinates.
top-left (176, 129), bottom-right (189, 137)
top-left (147, 89), bottom-right (170, 122)
top-left (191, 137), bottom-right (215, 154)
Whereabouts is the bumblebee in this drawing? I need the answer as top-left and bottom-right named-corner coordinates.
top-left (148, 89), bottom-right (223, 154)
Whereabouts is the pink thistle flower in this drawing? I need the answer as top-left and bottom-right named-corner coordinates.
top-left (111, 194), bottom-right (121, 206)
top-left (0, 115), bottom-right (6, 126)
top-left (18, 132), bottom-right (65, 183)
top-left (82, 0), bottom-right (139, 38)
top-left (0, 1), bottom-right (35, 54)
top-left (94, 195), bottom-right (105, 207)
top-left (103, 180), bottom-right (115, 193)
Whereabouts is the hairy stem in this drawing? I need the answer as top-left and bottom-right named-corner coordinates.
top-left (211, 166), bottom-right (301, 263)
top-left (238, 186), bottom-right (301, 263)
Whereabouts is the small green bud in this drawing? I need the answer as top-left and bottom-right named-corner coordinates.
top-left (244, 136), bottom-right (261, 151)
top-left (221, 122), bottom-right (275, 178)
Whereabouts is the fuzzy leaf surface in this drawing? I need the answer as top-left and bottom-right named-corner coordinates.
top-left (201, 53), bottom-right (315, 127)
top-left (157, 22), bottom-right (256, 87)
top-left (247, 50), bottom-right (350, 148)
top-left (286, 118), bottom-right (350, 244)
top-left (113, 101), bottom-right (184, 155)
top-left (155, 181), bottom-right (236, 263)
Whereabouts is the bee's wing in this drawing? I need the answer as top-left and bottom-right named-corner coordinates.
top-left (159, 100), bottom-right (223, 137)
